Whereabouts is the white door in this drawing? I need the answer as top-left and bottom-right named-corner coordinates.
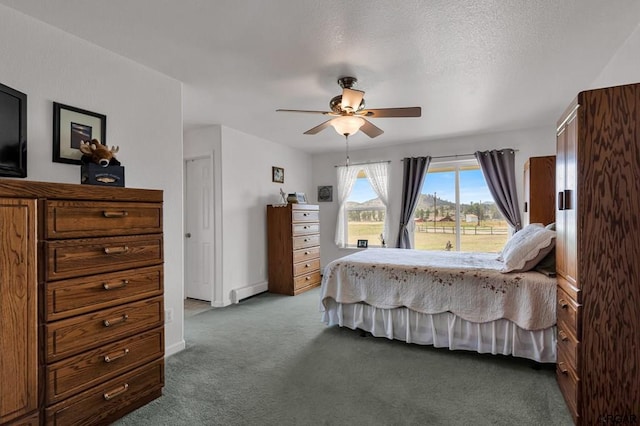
top-left (185, 157), bottom-right (214, 301)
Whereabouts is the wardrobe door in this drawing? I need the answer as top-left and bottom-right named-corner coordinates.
top-left (0, 199), bottom-right (38, 424)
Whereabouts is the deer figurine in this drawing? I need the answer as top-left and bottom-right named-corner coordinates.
top-left (79, 139), bottom-right (120, 167)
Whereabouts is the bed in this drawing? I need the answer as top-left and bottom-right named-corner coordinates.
top-left (320, 248), bottom-right (557, 363)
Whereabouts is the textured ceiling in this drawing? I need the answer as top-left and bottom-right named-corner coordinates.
top-left (2, 0), bottom-right (639, 153)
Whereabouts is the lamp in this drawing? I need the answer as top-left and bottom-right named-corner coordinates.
top-left (330, 116), bottom-right (365, 136)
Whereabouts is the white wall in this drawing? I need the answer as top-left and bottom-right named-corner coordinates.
top-left (312, 126), bottom-right (556, 267)
top-left (185, 125), bottom-right (313, 306)
top-left (591, 22), bottom-right (640, 88)
top-left (0, 5), bottom-right (185, 356)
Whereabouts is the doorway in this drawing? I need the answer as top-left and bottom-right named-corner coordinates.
top-left (184, 156), bottom-right (214, 302)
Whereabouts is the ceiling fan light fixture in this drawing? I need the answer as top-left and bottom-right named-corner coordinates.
top-left (331, 116), bottom-right (365, 136)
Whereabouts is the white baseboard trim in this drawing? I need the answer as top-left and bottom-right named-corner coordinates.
top-left (165, 339), bottom-right (186, 358)
top-left (231, 281), bottom-right (268, 304)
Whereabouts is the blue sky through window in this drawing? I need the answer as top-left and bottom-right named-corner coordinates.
top-left (349, 169), bottom-right (493, 204)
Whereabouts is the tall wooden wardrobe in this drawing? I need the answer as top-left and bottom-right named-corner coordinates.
top-left (523, 155), bottom-right (556, 226)
top-left (555, 82), bottom-right (639, 424)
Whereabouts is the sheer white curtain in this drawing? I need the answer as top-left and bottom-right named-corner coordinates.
top-left (362, 162), bottom-right (390, 242)
top-left (335, 165), bottom-right (360, 247)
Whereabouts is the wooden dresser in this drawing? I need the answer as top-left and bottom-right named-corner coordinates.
top-left (523, 155), bottom-right (555, 226)
top-left (267, 204), bottom-right (321, 295)
top-left (0, 180), bottom-right (164, 426)
top-left (555, 83), bottom-right (639, 424)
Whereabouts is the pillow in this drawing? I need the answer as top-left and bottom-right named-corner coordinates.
top-left (500, 225), bottom-right (556, 273)
top-left (545, 222), bottom-right (556, 231)
top-left (535, 246), bottom-right (556, 276)
top-left (496, 223), bottom-right (544, 261)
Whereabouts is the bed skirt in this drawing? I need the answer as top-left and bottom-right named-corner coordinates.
top-left (321, 298), bottom-right (557, 363)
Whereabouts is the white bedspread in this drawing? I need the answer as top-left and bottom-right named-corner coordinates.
top-left (320, 248), bottom-right (557, 330)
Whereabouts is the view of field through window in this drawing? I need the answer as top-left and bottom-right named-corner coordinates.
top-left (346, 163), bottom-right (509, 252)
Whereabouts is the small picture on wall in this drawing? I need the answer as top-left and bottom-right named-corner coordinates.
top-left (272, 166), bottom-right (284, 183)
top-left (317, 185), bottom-right (333, 202)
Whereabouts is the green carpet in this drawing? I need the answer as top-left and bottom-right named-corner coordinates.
top-left (114, 288), bottom-right (573, 425)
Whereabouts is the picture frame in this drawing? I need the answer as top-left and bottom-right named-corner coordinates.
top-left (272, 166), bottom-right (284, 183)
top-left (317, 185), bottom-right (333, 202)
top-left (357, 239), bottom-right (368, 248)
top-left (295, 192), bottom-right (307, 204)
top-left (53, 102), bottom-right (106, 165)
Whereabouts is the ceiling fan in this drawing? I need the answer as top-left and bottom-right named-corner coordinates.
top-left (276, 76), bottom-right (421, 138)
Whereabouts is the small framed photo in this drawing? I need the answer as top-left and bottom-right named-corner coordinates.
top-left (296, 192), bottom-right (307, 204)
top-left (317, 185), bottom-right (333, 202)
top-left (53, 102), bottom-right (106, 165)
top-left (357, 239), bottom-right (368, 248)
top-left (272, 166), bottom-right (284, 183)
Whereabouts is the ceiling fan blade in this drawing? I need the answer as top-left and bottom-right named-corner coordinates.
top-left (360, 106), bottom-right (422, 118)
top-left (276, 109), bottom-right (334, 115)
top-left (341, 88), bottom-right (365, 112)
top-left (360, 119), bottom-right (384, 138)
top-left (303, 119), bottom-right (333, 135)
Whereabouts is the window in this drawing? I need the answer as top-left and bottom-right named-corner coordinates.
top-left (414, 160), bottom-right (508, 252)
top-left (345, 170), bottom-right (386, 246)
top-left (335, 162), bottom-right (389, 248)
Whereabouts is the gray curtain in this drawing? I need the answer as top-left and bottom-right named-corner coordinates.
top-left (474, 149), bottom-right (522, 231)
top-left (396, 156), bottom-right (431, 248)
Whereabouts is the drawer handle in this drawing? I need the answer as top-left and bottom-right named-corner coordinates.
top-left (103, 210), bottom-right (129, 218)
top-left (304, 251), bottom-right (310, 255)
top-left (104, 348), bottom-right (130, 363)
top-left (303, 226), bottom-right (309, 229)
top-left (103, 314), bottom-right (129, 327)
top-left (303, 213), bottom-right (309, 216)
top-left (104, 246), bottom-right (129, 255)
top-left (103, 383), bottom-right (129, 401)
top-left (558, 362), bottom-right (569, 375)
top-left (305, 263), bottom-right (310, 268)
top-left (304, 239), bottom-right (309, 242)
top-left (559, 299), bottom-right (568, 309)
top-left (103, 280), bottom-right (129, 290)
top-left (305, 276), bottom-right (310, 281)
top-left (558, 330), bottom-right (569, 342)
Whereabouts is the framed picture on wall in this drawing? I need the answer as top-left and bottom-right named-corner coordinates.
top-left (317, 185), bottom-right (333, 202)
top-left (53, 102), bottom-right (106, 165)
top-left (272, 166), bottom-right (284, 183)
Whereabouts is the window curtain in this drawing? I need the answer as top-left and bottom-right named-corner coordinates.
top-left (335, 165), bottom-right (360, 247)
top-left (474, 149), bottom-right (522, 232)
top-left (396, 156), bottom-right (431, 248)
top-left (361, 162), bottom-right (390, 243)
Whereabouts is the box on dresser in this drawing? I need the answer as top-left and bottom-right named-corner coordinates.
top-left (267, 203), bottom-right (321, 295)
top-left (0, 180), bottom-right (164, 426)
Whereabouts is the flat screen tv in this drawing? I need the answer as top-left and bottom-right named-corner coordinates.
top-left (0, 82), bottom-right (27, 178)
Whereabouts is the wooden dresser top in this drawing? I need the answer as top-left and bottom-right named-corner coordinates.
top-left (0, 179), bottom-right (162, 202)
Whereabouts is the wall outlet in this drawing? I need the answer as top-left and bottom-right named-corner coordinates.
top-left (165, 308), bottom-right (173, 323)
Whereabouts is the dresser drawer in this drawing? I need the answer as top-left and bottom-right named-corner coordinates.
top-left (557, 351), bottom-right (580, 423)
top-left (46, 327), bottom-right (163, 405)
top-left (557, 322), bottom-right (579, 372)
top-left (45, 234), bottom-right (163, 281)
top-left (293, 258), bottom-right (320, 277)
top-left (292, 222), bottom-right (319, 236)
top-left (294, 270), bottom-right (321, 290)
top-left (46, 296), bottom-right (163, 362)
top-left (45, 360), bottom-right (163, 426)
top-left (293, 246), bottom-right (320, 264)
top-left (46, 201), bottom-right (162, 239)
top-left (557, 287), bottom-right (580, 337)
top-left (292, 209), bottom-right (319, 223)
top-left (45, 266), bottom-right (163, 321)
top-left (292, 234), bottom-right (319, 250)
